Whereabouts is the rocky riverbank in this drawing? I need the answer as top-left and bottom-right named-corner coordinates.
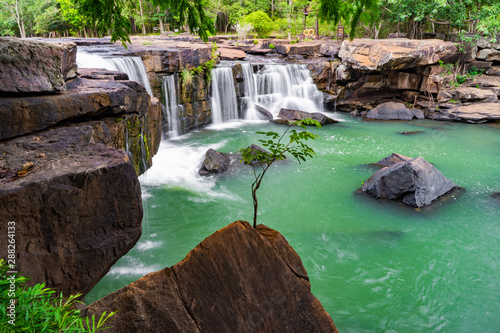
top-left (0, 37), bottom-right (160, 296)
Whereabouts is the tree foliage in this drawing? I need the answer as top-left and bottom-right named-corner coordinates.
top-left (243, 10), bottom-right (273, 38)
top-left (0, 259), bottom-right (116, 332)
top-left (239, 119), bottom-right (321, 228)
top-left (318, 0), bottom-right (378, 38)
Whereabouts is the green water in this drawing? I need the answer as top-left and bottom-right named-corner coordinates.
top-left (87, 114), bottom-right (500, 332)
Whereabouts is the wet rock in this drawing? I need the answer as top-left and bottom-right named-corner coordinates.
top-left (199, 149), bottom-right (231, 175)
top-left (0, 77), bottom-right (152, 140)
top-left (366, 102), bottom-right (424, 120)
top-left (78, 68), bottom-right (129, 81)
top-left (255, 104), bottom-right (274, 120)
top-left (84, 221), bottom-right (338, 333)
top-left (218, 47), bottom-right (247, 60)
top-left (0, 125), bottom-right (143, 296)
top-left (375, 153), bottom-right (412, 167)
top-left (319, 43), bottom-right (341, 57)
top-left (362, 156), bottom-right (459, 207)
top-left (0, 37), bottom-right (77, 95)
top-left (486, 66), bottom-right (500, 76)
top-left (430, 102), bottom-right (500, 123)
top-left (476, 49), bottom-right (500, 62)
top-left (278, 108), bottom-right (338, 125)
top-left (339, 39), bottom-right (473, 71)
top-left (275, 43), bottom-right (321, 56)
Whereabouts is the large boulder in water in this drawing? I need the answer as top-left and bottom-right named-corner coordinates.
top-left (0, 125), bottom-right (143, 297)
top-left (366, 102), bottom-right (424, 120)
top-left (0, 37), bottom-right (77, 95)
top-left (362, 156), bottom-right (459, 207)
top-left (199, 148), bottom-right (230, 175)
top-left (84, 221), bottom-right (338, 333)
top-left (278, 108), bottom-right (338, 125)
top-left (375, 153), bottom-right (412, 167)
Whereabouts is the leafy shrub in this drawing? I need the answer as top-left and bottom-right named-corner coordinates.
top-left (269, 43), bottom-right (275, 49)
top-left (243, 11), bottom-right (274, 38)
top-left (253, 40), bottom-right (258, 44)
top-left (0, 259), bottom-right (115, 332)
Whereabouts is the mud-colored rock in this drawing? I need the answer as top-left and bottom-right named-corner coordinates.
top-left (275, 43), bottom-right (321, 56)
top-left (437, 87), bottom-right (498, 103)
top-left (0, 77), bottom-right (152, 140)
top-left (362, 156), bottom-right (459, 207)
top-left (476, 49), bottom-right (500, 61)
top-left (219, 47), bottom-right (247, 60)
top-left (486, 66), bottom-right (500, 76)
top-left (278, 108), bottom-right (338, 125)
top-left (339, 39), bottom-right (473, 71)
top-left (375, 153), bottom-right (413, 167)
top-left (84, 221), bottom-right (337, 333)
top-left (255, 104), bottom-right (274, 120)
top-left (0, 37), bottom-right (77, 95)
top-left (430, 102), bottom-right (500, 123)
top-left (0, 125), bottom-right (143, 296)
top-left (366, 102), bottom-right (424, 120)
top-left (199, 148), bottom-right (231, 175)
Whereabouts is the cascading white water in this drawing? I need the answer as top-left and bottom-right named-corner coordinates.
top-left (241, 63), bottom-right (259, 120)
top-left (254, 64), bottom-right (323, 117)
top-left (211, 67), bottom-right (239, 124)
top-left (76, 49), bottom-right (153, 96)
top-left (161, 75), bottom-right (182, 138)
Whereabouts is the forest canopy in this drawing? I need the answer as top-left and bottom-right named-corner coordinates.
top-left (0, 0), bottom-right (499, 43)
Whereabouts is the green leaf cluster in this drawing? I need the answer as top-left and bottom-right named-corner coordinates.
top-left (239, 119), bottom-right (321, 227)
top-left (0, 259), bottom-right (116, 332)
top-left (243, 10), bottom-right (273, 38)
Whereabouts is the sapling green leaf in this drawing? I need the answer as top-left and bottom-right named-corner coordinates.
top-left (239, 119), bottom-right (321, 227)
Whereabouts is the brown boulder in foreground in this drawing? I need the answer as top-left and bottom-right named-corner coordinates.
top-left (85, 221), bottom-right (338, 333)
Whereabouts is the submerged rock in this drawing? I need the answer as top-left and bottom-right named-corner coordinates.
top-left (0, 125), bottom-right (143, 296)
top-left (362, 156), bottom-right (459, 207)
top-left (84, 221), bottom-right (338, 333)
top-left (278, 108), bottom-right (338, 125)
top-left (0, 37), bottom-right (76, 95)
top-left (199, 148), bottom-right (231, 175)
top-left (366, 102), bottom-right (424, 120)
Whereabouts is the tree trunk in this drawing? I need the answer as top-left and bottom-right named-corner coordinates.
top-left (288, 0), bottom-right (292, 40)
top-left (157, 6), bottom-right (164, 33)
top-left (374, 21), bottom-right (382, 39)
top-left (139, 0), bottom-right (146, 35)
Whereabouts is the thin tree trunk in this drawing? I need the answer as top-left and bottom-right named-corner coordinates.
top-left (158, 6), bottom-right (164, 33)
top-left (139, 0), bottom-right (146, 35)
top-left (288, 0), bottom-right (292, 40)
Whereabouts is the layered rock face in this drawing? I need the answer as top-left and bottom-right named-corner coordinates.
top-left (0, 39), bottom-right (160, 297)
top-left (0, 37), bottom-right (77, 95)
top-left (0, 126), bottom-right (143, 296)
top-left (85, 221), bottom-right (338, 333)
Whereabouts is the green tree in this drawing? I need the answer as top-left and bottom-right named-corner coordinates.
top-left (243, 10), bottom-right (274, 37)
top-left (318, 0), bottom-right (378, 38)
top-left (239, 119), bottom-right (321, 228)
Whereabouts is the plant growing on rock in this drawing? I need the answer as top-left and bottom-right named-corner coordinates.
top-left (0, 259), bottom-right (116, 332)
top-left (239, 119), bottom-right (321, 227)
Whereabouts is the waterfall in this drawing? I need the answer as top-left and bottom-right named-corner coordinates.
top-left (241, 63), bottom-right (259, 120)
top-left (211, 67), bottom-right (239, 124)
top-left (76, 49), bottom-right (153, 96)
top-left (253, 64), bottom-right (323, 117)
top-left (161, 75), bottom-right (182, 138)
